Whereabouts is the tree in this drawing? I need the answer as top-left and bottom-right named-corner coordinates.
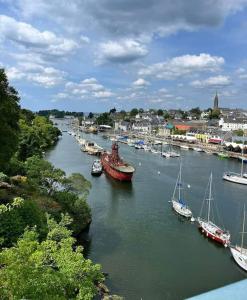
top-left (163, 111), bottom-right (171, 120)
top-left (0, 214), bottom-right (103, 299)
top-left (25, 156), bottom-right (66, 196)
top-left (0, 69), bottom-right (20, 169)
top-left (88, 112), bottom-right (94, 119)
top-left (109, 107), bottom-right (116, 114)
top-left (95, 113), bottom-right (113, 126)
top-left (138, 108), bottom-right (144, 113)
top-left (209, 109), bottom-right (221, 119)
top-left (157, 109), bottom-right (164, 116)
top-left (130, 108), bottom-right (138, 116)
top-left (189, 107), bottom-right (201, 119)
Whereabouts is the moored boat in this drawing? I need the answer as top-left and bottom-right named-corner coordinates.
top-left (180, 145), bottom-right (189, 150)
top-left (223, 144), bottom-right (247, 185)
top-left (91, 159), bottom-right (103, 176)
top-left (171, 163), bottom-right (193, 219)
top-left (230, 205), bottom-right (247, 271)
top-left (198, 173), bottom-right (230, 247)
top-left (101, 142), bottom-right (135, 181)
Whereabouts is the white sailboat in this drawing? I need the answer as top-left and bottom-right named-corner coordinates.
top-left (230, 205), bottom-right (247, 271)
top-left (223, 144), bottom-right (247, 185)
top-left (171, 163), bottom-right (193, 219)
top-left (198, 173), bottom-right (230, 247)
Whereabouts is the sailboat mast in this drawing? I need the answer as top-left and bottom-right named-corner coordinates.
top-left (241, 205), bottom-right (246, 254)
top-left (207, 173), bottom-right (212, 222)
top-left (178, 163), bottom-right (182, 201)
top-left (241, 142), bottom-right (244, 177)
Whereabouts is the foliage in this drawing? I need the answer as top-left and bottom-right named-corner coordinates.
top-left (130, 108), bottom-right (139, 116)
top-left (0, 172), bottom-right (9, 183)
top-left (109, 107), bottom-right (117, 114)
top-left (17, 115), bottom-right (61, 161)
top-left (209, 109), bottom-right (221, 119)
top-left (95, 113), bottom-right (113, 126)
top-left (157, 109), bottom-right (164, 116)
top-left (0, 215), bottom-right (103, 299)
top-left (38, 109), bottom-right (84, 118)
top-left (25, 156), bottom-right (66, 196)
top-left (0, 197), bottom-right (47, 248)
top-left (0, 69), bottom-right (20, 170)
top-left (53, 191), bottom-right (92, 234)
top-left (234, 129), bottom-right (244, 137)
top-left (163, 111), bottom-right (171, 119)
top-left (88, 112), bottom-right (94, 119)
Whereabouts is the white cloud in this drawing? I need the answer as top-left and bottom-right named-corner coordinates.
top-left (98, 39), bottom-right (148, 63)
top-left (6, 62), bottom-right (66, 87)
top-left (190, 75), bottom-right (231, 88)
top-left (133, 78), bottom-right (150, 87)
top-left (64, 77), bottom-right (114, 99)
top-left (80, 35), bottom-right (90, 43)
top-left (0, 15), bottom-right (78, 58)
top-left (139, 53), bottom-right (224, 79)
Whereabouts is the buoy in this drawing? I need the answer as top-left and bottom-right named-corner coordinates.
top-left (138, 162), bottom-right (141, 166)
top-left (191, 217), bottom-right (195, 222)
top-left (157, 171), bottom-right (160, 175)
top-left (187, 184), bottom-right (191, 188)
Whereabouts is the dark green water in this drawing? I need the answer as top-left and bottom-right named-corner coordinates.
top-left (46, 122), bottom-right (247, 300)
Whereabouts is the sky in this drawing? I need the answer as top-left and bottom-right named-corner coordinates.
top-left (1, 0), bottom-right (247, 112)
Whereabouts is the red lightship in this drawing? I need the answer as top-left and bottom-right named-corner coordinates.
top-left (101, 142), bottom-right (135, 181)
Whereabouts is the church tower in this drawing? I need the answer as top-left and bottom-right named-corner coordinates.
top-left (213, 91), bottom-right (219, 109)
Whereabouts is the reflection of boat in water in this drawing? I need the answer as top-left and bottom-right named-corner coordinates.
top-left (101, 143), bottom-right (135, 181)
top-left (198, 173), bottom-right (230, 247)
top-left (91, 159), bottom-right (103, 176)
top-left (193, 147), bottom-right (204, 152)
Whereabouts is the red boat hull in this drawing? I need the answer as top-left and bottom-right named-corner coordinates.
top-left (198, 226), bottom-right (228, 246)
top-left (101, 157), bottom-right (133, 181)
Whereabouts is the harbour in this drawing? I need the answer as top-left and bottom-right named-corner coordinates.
top-left (46, 120), bottom-right (247, 300)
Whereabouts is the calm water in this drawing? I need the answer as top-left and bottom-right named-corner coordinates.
top-left (46, 122), bottom-right (247, 300)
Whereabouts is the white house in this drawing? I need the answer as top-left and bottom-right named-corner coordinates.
top-left (219, 117), bottom-right (247, 131)
top-left (132, 120), bottom-right (151, 133)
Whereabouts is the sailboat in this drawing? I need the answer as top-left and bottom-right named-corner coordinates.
top-left (171, 163), bottom-right (193, 219)
top-left (230, 205), bottom-right (247, 271)
top-left (223, 143), bottom-right (247, 185)
top-left (198, 173), bottom-right (230, 247)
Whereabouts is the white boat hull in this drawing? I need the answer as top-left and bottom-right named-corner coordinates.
top-left (172, 200), bottom-right (192, 218)
top-left (230, 246), bottom-right (247, 271)
top-left (223, 173), bottom-right (247, 185)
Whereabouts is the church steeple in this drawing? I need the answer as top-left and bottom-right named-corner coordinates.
top-left (213, 91), bottom-right (219, 109)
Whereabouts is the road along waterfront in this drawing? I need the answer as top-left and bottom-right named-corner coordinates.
top-left (46, 122), bottom-right (247, 300)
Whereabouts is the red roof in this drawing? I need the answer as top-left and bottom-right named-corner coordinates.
top-left (175, 125), bottom-right (191, 131)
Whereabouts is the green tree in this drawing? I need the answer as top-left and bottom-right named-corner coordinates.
top-left (0, 214), bottom-right (103, 299)
top-left (157, 109), bottom-right (164, 116)
top-left (209, 109), bottom-right (221, 119)
top-left (130, 108), bottom-right (138, 116)
top-left (25, 156), bottom-right (66, 196)
top-left (0, 69), bottom-right (20, 170)
top-left (88, 112), bottom-right (94, 119)
top-left (95, 113), bottom-right (113, 126)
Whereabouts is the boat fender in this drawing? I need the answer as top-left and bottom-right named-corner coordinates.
top-left (206, 233), bottom-right (208, 237)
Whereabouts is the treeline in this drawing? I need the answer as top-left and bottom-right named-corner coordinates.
top-left (0, 69), bottom-right (109, 299)
top-left (38, 109), bottom-right (84, 118)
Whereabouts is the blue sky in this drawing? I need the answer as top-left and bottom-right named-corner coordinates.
top-left (1, 0), bottom-right (247, 112)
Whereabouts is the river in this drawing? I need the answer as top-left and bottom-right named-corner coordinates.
top-left (46, 121), bottom-right (247, 300)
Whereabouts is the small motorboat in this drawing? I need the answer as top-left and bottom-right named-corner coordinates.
top-left (91, 159), bottom-right (103, 176)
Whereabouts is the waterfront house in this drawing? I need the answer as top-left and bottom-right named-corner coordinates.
top-left (132, 120), bottom-right (151, 133)
top-left (219, 117), bottom-right (247, 131)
